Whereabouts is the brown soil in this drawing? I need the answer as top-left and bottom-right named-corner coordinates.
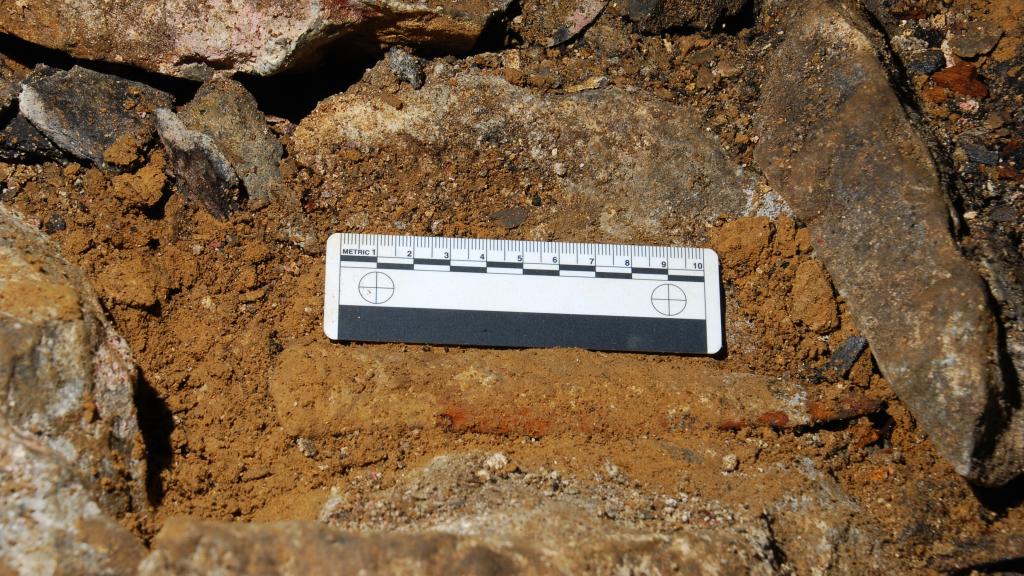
top-left (1, 0), bottom-right (1022, 571)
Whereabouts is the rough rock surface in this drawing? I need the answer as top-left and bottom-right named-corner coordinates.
top-left (754, 1), bottom-right (1023, 486)
top-left (621, 0), bottom-right (748, 32)
top-left (0, 53), bottom-right (27, 113)
top-left (0, 0), bottom-right (511, 79)
top-left (155, 109), bottom-right (242, 219)
top-left (0, 203), bottom-right (146, 515)
top-left (177, 79), bottom-right (282, 204)
top-left (19, 66), bottom-right (173, 168)
top-left (142, 501), bottom-right (776, 575)
top-left (295, 65), bottom-right (762, 241)
top-left (0, 424), bottom-right (146, 576)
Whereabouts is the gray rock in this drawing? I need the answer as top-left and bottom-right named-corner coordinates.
top-left (155, 108), bottom-right (242, 219)
top-left (177, 79), bottom-right (282, 204)
top-left (962, 143), bottom-right (999, 166)
top-left (388, 47), bottom-right (426, 89)
top-left (622, 0), bottom-right (748, 32)
top-left (0, 203), bottom-right (147, 516)
top-left (754, 0), bottom-right (1023, 486)
top-left (0, 0), bottom-right (512, 79)
top-left (0, 423), bottom-right (146, 576)
top-left (19, 66), bottom-right (173, 168)
top-left (950, 23), bottom-right (1004, 59)
top-left (294, 65), bottom-right (759, 242)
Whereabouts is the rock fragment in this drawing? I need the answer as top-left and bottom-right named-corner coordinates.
top-left (387, 47), bottom-right (426, 89)
top-left (0, 203), bottom-right (148, 514)
top-left (18, 66), bottom-right (173, 168)
top-left (755, 0), bottom-right (1022, 486)
top-left (155, 108), bottom-right (242, 219)
top-left (177, 79), bottom-right (282, 204)
top-left (949, 23), bottom-right (1003, 59)
top-left (0, 0), bottom-right (512, 79)
top-left (932, 62), bottom-right (989, 98)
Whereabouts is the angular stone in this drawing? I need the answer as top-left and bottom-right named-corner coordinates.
top-left (0, 0), bottom-right (512, 79)
top-left (754, 0), bottom-right (1022, 486)
top-left (622, 0), bottom-right (748, 32)
top-left (0, 203), bottom-right (147, 516)
top-left (0, 54), bottom-right (64, 164)
top-left (294, 65), bottom-right (758, 241)
top-left (0, 423), bottom-right (146, 576)
top-left (177, 79), bottom-right (282, 204)
top-left (155, 108), bottom-right (242, 219)
top-left (19, 66), bottom-right (173, 168)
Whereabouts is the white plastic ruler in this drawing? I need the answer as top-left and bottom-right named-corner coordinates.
top-left (324, 233), bottom-right (722, 354)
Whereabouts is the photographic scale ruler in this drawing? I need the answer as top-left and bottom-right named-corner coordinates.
top-left (324, 233), bottom-right (722, 355)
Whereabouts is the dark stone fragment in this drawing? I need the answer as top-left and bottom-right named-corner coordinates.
top-left (905, 49), bottom-right (945, 74)
top-left (963, 143), bottom-right (999, 165)
top-left (177, 79), bottom-right (282, 204)
top-left (43, 214), bottom-right (66, 234)
top-left (820, 336), bottom-right (868, 380)
top-left (18, 66), bottom-right (173, 168)
top-left (489, 206), bottom-right (529, 229)
top-left (755, 0), bottom-right (1022, 486)
top-left (155, 108), bottom-right (241, 220)
top-left (0, 114), bottom-right (65, 163)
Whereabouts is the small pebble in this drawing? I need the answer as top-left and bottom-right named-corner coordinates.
top-left (722, 453), bottom-right (739, 473)
top-left (483, 452), bottom-right (509, 471)
top-left (552, 162), bottom-right (567, 177)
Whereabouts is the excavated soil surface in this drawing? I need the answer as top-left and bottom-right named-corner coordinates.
top-left (2, 0), bottom-right (1023, 572)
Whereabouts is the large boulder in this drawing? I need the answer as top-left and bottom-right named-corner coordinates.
top-left (754, 1), bottom-right (1022, 486)
top-left (0, 203), bottom-right (147, 516)
top-left (294, 64), bottom-right (766, 242)
top-left (0, 0), bottom-right (512, 79)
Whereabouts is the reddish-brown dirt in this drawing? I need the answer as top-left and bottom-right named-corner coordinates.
top-left (1, 0), bottom-right (1022, 571)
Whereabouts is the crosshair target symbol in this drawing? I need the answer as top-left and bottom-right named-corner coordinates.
top-left (651, 284), bottom-right (686, 316)
top-left (358, 272), bottom-right (394, 304)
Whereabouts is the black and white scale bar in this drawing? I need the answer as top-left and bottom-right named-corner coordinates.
top-left (341, 254), bottom-right (705, 281)
top-left (325, 233), bottom-right (722, 354)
